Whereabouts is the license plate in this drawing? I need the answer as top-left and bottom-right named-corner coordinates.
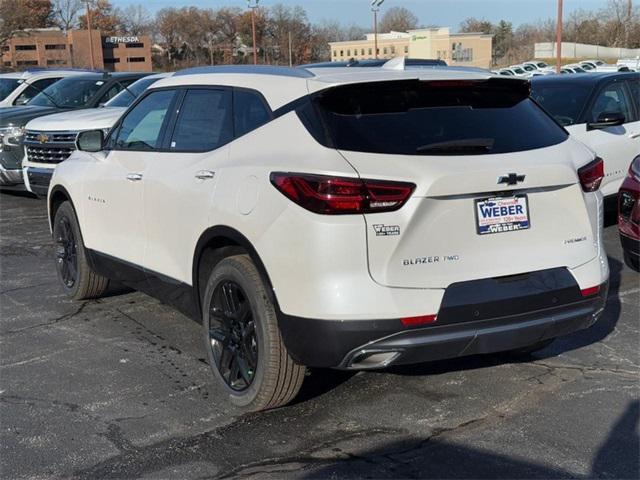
top-left (475, 195), bottom-right (530, 235)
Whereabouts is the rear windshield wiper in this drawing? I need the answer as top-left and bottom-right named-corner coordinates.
top-left (416, 138), bottom-right (494, 154)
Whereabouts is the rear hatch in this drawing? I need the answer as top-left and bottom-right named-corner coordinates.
top-left (309, 78), bottom-right (597, 288)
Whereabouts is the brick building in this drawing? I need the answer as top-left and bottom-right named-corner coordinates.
top-left (2, 28), bottom-right (152, 72)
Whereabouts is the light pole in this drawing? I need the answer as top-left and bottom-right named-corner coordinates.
top-left (371, 0), bottom-right (384, 59)
top-left (555, 0), bottom-right (563, 73)
top-left (83, 0), bottom-right (95, 70)
top-left (247, 0), bottom-right (259, 65)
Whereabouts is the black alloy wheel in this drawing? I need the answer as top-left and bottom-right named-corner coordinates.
top-left (55, 216), bottom-right (78, 289)
top-left (207, 280), bottom-right (258, 391)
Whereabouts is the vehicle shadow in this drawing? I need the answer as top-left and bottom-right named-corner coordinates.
top-left (301, 400), bottom-right (639, 479)
top-left (0, 188), bottom-right (38, 200)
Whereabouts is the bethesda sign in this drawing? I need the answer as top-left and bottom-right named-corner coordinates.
top-left (104, 36), bottom-right (141, 44)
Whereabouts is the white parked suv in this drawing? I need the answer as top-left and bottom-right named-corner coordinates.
top-left (48, 66), bottom-right (609, 411)
top-left (0, 69), bottom-right (88, 108)
top-left (23, 73), bottom-right (171, 196)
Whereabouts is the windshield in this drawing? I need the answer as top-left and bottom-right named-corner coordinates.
top-left (581, 63), bottom-right (595, 70)
top-left (522, 65), bottom-right (535, 71)
top-left (513, 68), bottom-right (526, 74)
top-left (0, 78), bottom-right (21, 101)
top-left (573, 67), bottom-right (586, 73)
top-left (537, 62), bottom-right (548, 68)
top-left (105, 76), bottom-right (160, 107)
top-left (29, 77), bottom-right (104, 108)
top-left (531, 83), bottom-right (591, 126)
top-left (303, 79), bottom-right (568, 156)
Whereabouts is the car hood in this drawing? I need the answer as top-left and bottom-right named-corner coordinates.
top-left (0, 106), bottom-right (62, 127)
top-left (26, 107), bottom-right (127, 131)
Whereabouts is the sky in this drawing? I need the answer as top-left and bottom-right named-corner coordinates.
top-left (112, 0), bottom-right (611, 31)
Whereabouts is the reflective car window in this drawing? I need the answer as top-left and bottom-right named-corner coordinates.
top-left (233, 89), bottom-right (271, 138)
top-left (114, 90), bottom-right (174, 151)
top-left (591, 82), bottom-right (633, 123)
top-left (531, 83), bottom-right (592, 125)
top-left (14, 77), bottom-right (60, 105)
top-left (169, 89), bottom-right (233, 152)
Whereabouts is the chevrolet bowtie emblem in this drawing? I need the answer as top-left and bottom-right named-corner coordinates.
top-left (497, 173), bottom-right (526, 185)
top-left (37, 133), bottom-right (49, 144)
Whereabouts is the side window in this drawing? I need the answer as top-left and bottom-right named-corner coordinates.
top-left (14, 77), bottom-right (60, 105)
top-left (169, 89), bottom-right (233, 152)
top-left (590, 82), bottom-right (634, 123)
top-left (98, 79), bottom-right (135, 105)
top-left (233, 89), bottom-right (271, 138)
top-left (114, 90), bottom-right (174, 151)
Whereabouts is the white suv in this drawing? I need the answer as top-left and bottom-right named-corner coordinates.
top-left (0, 69), bottom-right (86, 108)
top-left (48, 66), bottom-right (609, 411)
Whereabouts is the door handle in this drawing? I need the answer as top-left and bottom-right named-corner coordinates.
top-left (126, 173), bottom-right (143, 182)
top-left (195, 170), bottom-right (215, 180)
top-left (629, 132), bottom-right (640, 139)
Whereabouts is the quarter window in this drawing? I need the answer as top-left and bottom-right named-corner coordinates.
top-left (14, 77), bottom-right (60, 105)
top-left (169, 89), bottom-right (233, 152)
top-left (234, 89), bottom-right (271, 138)
top-left (114, 90), bottom-right (175, 151)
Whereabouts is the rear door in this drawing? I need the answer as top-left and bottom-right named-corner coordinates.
top-left (311, 79), bottom-right (598, 289)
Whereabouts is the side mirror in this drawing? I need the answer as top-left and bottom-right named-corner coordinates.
top-left (76, 129), bottom-right (104, 152)
top-left (587, 111), bottom-right (625, 130)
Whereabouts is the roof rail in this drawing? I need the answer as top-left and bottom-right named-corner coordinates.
top-left (175, 65), bottom-right (315, 78)
top-left (22, 67), bottom-right (106, 74)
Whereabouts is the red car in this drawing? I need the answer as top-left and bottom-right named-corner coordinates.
top-left (619, 155), bottom-right (640, 272)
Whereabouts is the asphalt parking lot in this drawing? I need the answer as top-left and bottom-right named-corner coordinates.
top-left (0, 189), bottom-right (638, 479)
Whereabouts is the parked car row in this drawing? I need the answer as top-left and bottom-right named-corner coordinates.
top-left (494, 59), bottom-right (634, 78)
top-left (1, 62), bottom-right (637, 412)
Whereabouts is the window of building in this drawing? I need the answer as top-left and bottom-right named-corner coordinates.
top-left (404, 46), bottom-right (408, 54)
top-left (368, 48), bottom-right (372, 55)
top-left (340, 50), bottom-right (344, 57)
top-left (104, 58), bottom-right (120, 63)
top-left (347, 49), bottom-right (351, 56)
top-left (127, 57), bottom-right (146, 62)
top-left (391, 46), bottom-right (395, 54)
top-left (46, 59), bottom-right (67, 65)
top-left (125, 42), bottom-right (144, 48)
top-left (170, 89), bottom-right (233, 152)
top-left (15, 45), bottom-right (36, 51)
top-left (333, 50), bottom-right (336, 57)
top-left (234, 89), bottom-right (272, 138)
top-left (16, 60), bottom-right (38, 66)
top-left (383, 47), bottom-right (387, 54)
top-left (45, 44), bottom-right (66, 50)
top-left (361, 48), bottom-right (365, 55)
top-left (1, 45), bottom-right (10, 52)
top-left (114, 90), bottom-right (175, 151)
top-left (3, 62), bottom-right (11, 67)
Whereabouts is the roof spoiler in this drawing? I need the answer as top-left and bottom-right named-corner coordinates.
top-left (382, 57), bottom-right (406, 70)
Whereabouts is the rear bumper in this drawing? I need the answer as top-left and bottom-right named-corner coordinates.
top-left (24, 166), bottom-right (53, 197)
top-left (278, 268), bottom-right (608, 369)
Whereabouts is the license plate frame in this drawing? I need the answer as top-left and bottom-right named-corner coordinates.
top-left (475, 194), bottom-right (531, 235)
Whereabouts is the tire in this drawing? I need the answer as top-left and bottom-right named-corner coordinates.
top-left (202, 254), bottom-right (305, 412)
top-left (53, 201), bottom-right (109, 300)
top-left (505, 338), bottom-right (554, 357)
top-left (623, 250), bottom-right (639, 272)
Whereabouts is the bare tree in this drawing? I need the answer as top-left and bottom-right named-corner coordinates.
top-left (378, 6), bottom-right (418, 33)
top-left (52, 0), bottom-right (81, 31)
top-left (117, 4), bottom-right (151, 35)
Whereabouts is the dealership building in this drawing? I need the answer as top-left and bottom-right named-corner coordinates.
top-left (1, 28), bottom-right (152, 72)
top-left (329, 27), bottom-right (493, 68)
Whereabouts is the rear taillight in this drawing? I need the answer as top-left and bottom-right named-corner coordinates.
top-left (580, 285), bottom-right (600, 298)
top-left (270, 172), bottom-right (415, 215)
top-left (578, 157), bottom-right (604, 192)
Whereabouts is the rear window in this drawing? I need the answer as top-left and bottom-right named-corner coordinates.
top-left (302, 79), bottom-right (568, 156)
top-left (531, 83), bottom-right (592, 125)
